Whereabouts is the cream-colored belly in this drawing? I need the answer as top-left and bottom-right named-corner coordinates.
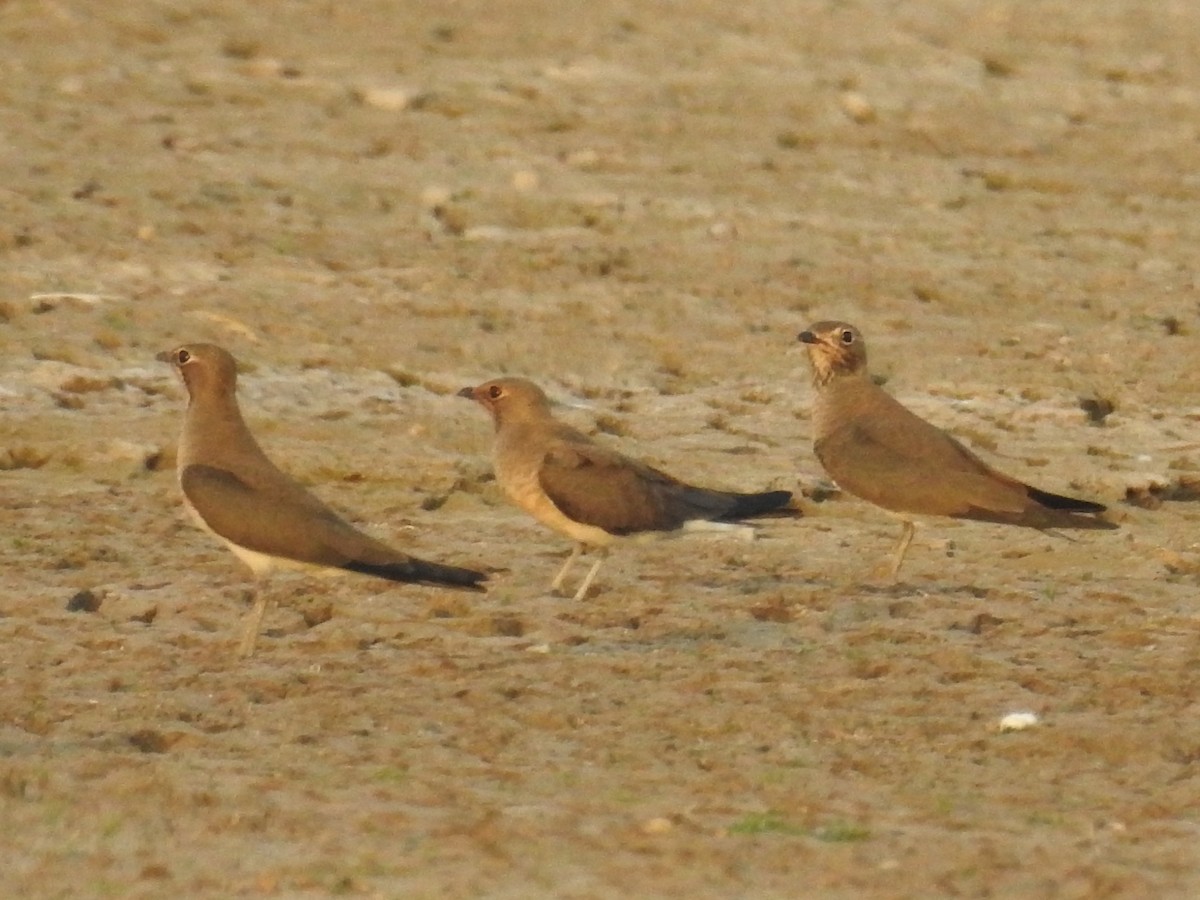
top-left (181, 492), bottom-right (335, 580)
top-left (497, 457), bottom-right (615, 548)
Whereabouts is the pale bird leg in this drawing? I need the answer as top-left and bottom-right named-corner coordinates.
top-left (236, 586), bottom-right (270, 658)
top-left (571, 552), bottom-right (607, 602)
top-left (550, 544), bottom-right (584, 594)
top-left (887, 520), bottom-right (917, 581)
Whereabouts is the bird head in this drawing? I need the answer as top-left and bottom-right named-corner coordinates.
top-left (457, 377), bottom-right (552, 428)
top-left (157, 343), bottom-right (239, 400)
top-left (797, 321), bottom-right (868, 387)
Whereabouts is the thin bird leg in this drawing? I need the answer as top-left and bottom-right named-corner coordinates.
top-left (236, 584), bottom-right (270, 658)
top-left (887, 520), bottom-right (917, 581)
top-left (550, 544), bottom-right (584, 594)
top-left (571, 550), bottom-right (607, 602)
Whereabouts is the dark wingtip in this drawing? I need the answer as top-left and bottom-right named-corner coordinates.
top-left (431, 565), bottom-right (489, 591)
top-left (726, 489), bottom-right (796, 520)
top-left (1025, 486), bottom-right (1119, 530)
top-left (434, 566), bottom-right (489, 590)
top-left (1028, 486), bottom-right (1107, 515)
top-left (344, 559), bottom-right (489, 591)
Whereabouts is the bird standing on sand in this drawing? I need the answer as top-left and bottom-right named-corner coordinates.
top-left (159, 343), bottom-right (486, 656)
top-left (459, 376), bottom-right (794, 600)
top-left (797, 321), bottom-right (1116, 579)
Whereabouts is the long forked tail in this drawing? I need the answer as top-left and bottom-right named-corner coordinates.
top-left (720, 489), bottom-right (796, 521)
top-left (344, 557), bottom-right (489, 591)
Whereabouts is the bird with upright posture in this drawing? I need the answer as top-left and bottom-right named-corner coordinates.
top-left (459, 377), bottom-right (794, 600)
top-left (797, 321), bottom-right (1117, 579)
top-left (159, 343), bottom-right (486, 656)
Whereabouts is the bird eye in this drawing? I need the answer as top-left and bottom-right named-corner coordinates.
top-left (840, 330), bottom-right (855, 344)
top-left (487, 385), bottom-right (503, 400)
top-left (177, 349), bottom-right (191, 364)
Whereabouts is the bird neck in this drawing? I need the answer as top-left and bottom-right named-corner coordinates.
top-left (492, 405), bottom-right (551, 432)
top-left (180, 397), bottom-right (266, 470)
top-left (811, 373), bottom-right (876, 435)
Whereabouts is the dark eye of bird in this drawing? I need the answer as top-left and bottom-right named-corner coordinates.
top-left (178, 349), bottom-right (191, 364)
top-left (840, 330), bottom-right (854, 344)
top-left (488, 385), bottom-right (502, 400)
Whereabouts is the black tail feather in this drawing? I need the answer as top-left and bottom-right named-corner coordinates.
top-left (344, 558), bottom-right (488, 591)
top-left (1027, 486), bottom-right (1107, 515)
top-left (721, 489), bottom-right (796, 521)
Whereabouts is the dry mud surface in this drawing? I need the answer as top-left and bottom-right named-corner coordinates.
top-left (3, 1), bottom-right (1200, 897)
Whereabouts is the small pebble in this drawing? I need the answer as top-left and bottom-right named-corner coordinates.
top-left (641, 817), bottom-right (673, 835)
top-left (839, 91), bottom-right (876, 124)
top-left (998, 711), bottom-right (1039, 732)
top-left (511, 170), bottom-right (539, 192)
top-left (66, 589), bottom-right (103, 613)
top-left (357, 86), bottom-right (417, 112)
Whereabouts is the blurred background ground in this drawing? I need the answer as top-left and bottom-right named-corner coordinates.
top-left (2, 1), bottom-right (1200, 896)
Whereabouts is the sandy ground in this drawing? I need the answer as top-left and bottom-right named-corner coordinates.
top-left (3, 0), bottom-right (1200, 896)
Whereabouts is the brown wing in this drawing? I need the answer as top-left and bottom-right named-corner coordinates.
top-left (537, 442), bottom-right (744, 535)
top-left (182, 464), bottom-right (398, 567)
top-left (183, 465), bottom-right (487, 587)
top-left (815, 382), bottom-right (1112, 527)
top-left (816, 417), bottom-right (1031, 520)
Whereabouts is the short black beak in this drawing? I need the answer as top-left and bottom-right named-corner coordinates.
top-left (797, 330), bottom-right (818, 345)
top-left (155, 350), bottom-right (175, 363)
top-left (456, 386), bottom-right (476, 399)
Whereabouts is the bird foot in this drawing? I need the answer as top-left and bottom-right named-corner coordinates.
top-left (571, 583), bottom-right (600, 602)
top-left (548, 583), bottom-right (600, 601)
top-left (868, 560), bottom-right (902, 584)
